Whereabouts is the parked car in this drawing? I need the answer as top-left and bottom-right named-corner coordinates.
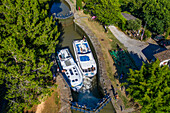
top-left (158, 39), bottom-right (170, 48)
top-left (153, 35), bottom-right (165, 42)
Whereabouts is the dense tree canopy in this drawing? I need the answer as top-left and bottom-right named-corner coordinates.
top-left (120, 0), bottom-right (170, 34)
top-left (0, 0), bottom-right (59, 112)
top-left (85, 0), bottom-right (125, 25)
top-left (127, 60), bottom-right (170, 112)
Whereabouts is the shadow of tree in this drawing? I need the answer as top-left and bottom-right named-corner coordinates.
top-left (0, 84), bottom-right (8, 113)
top-left (109, 47), bottom-right (147, 96)
top-left (128, 51), bottom-right (146, 69)
top-left (55, 20), bottom-right (65, 52)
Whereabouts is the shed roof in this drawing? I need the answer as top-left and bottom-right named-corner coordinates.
top-left (121, 13), bottom-right (136, 20)
top-left (154, 49), bottom-right (170, 62)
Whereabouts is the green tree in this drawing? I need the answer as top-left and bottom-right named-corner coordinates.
top-left (126, 19), bottom-right (142, 30)
top-left (0, 0), bottom-right (59, 112)
top-left (127, 59), bottom-right (170, 112)
top-left (85, 0), bottom-right (125, 25)
top-left (144, 29), bottom-right (151, 40)
top-left (165, 27), bottom-right (170, 39)
top-left (120, 0), bottom-right (170, 34)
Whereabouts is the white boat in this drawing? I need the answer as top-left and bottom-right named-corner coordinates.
top-left (57, 48), bottom-right (83, 91)
top-left (73, 38), bottom-right (97, 78)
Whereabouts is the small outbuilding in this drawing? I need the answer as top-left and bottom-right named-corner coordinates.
top-left (121, 13), bottom-right (136, 20)
top-left (154, 49), bottom-right (170, 67)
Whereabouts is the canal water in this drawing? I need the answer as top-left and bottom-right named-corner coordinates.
top-left (51, 0), bottom-right (116, 112)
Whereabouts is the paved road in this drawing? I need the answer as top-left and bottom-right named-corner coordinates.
top-left (109, 26), bottom-right (148, 68)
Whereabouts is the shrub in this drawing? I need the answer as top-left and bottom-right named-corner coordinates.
top-left (165, 27), bottom-right (170, 39)
top-left (55, 92), bottom-right (60, 104)
top-left (126, 19), bottom-right (142, 30)
top-left (143, 29), bottom-right (151, 40)
top-left (83, 9), bottom-right (89, 14)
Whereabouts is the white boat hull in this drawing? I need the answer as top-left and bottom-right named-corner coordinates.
top-left (57, 48), bottom-right (83, 91)
top-left (73, 39), bottom-right (97, 78)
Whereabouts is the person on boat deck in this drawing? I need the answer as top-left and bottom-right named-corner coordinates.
top-left (91, 65), bottom-right (95, 71)
top-left (62, 69), bottom-right (66, 72)
top-left (80, 47), bottom-right (83, 53)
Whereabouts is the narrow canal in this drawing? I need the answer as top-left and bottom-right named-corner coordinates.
top-left (51, 0), bottom-right (116, 112)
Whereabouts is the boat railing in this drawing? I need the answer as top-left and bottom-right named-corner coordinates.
top-left (71, 94), bottom-right (111, 113)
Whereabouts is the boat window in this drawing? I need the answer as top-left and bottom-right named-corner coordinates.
top-left (85, 69), bottom-right (88, 72)
top-left (74, 70), bottom-right (76, 72)
top-left (75, 79), bottom-right (78, 81)
top-left (66, 72), bottom-right (69, 75)
top-left (69, 69), bottom-right (73, 75)
top-left (83, 43), bottom-right (89, 48)
top-left (68, 76), bottom-right (70, 78)
top-left (73, 67), bottom-right (75, 69)
top-left (66, 49), bottom-right (70, 56)
top-left (76, 73), bottom-right (78, 75)
top-left (72, 80), bottom-right (75, 82)
top-left (61, 53), bottom-right (65, 59)
top-left (66, 56), bottom-right (70, 58)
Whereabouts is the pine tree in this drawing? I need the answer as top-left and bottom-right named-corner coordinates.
top-left (0, 0), bottom-right (59, 112)
top-left (127, 59), bottom-right (170, 112)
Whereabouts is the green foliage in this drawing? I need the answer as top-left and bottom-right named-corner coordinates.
top-left (55, 92), bottom-right (60, 105)
top-left (0, 0), bottom-right (59, 112)
top-left (165, 27), bottom-right (170, 39)
top-left (76, 0), bottom-right (83, 10)
top-left (83, 9), bottom-right (89, 14)
top-left (120, 0), bottom-right (170, 34)
top-left (144, 29), bottom-right (151, 40)
top-left (126, 19), bottom-right (142, 30)
top-left (84, 0), bottom-right (125, 25)
top-left (127, 59), bottom-right (170, 112)
top-left (118, 20), bottom-right (126, 31)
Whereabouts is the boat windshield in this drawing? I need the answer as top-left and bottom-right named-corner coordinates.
top-left (76, 43), bottom-right (90, 54)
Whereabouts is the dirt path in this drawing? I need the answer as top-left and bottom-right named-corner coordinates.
top-left (36, 102), bottom-right (45, 113)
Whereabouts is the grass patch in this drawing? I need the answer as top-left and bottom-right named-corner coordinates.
top-left (103, 53), bottom-right (115, 81)
top-left (107, 30), bottom-right (126, 50)
top-left (41, 88), bottom-right (60, 113)
top-left (117, 90), bottom-right (130, 108)
top-left (55, 92), bottom-right (60, 105)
